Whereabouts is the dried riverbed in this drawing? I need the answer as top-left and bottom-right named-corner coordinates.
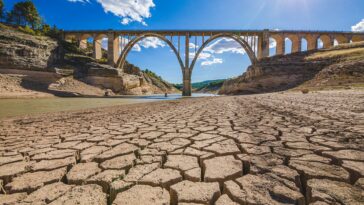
top-left (0, 90), bottom-right (363, 204)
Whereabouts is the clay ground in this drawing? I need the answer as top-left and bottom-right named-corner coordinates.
top-left (0, 91), bottom-right (364, 205)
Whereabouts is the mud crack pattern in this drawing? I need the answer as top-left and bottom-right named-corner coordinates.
top-left (0, 91), bottom-right (364, 204)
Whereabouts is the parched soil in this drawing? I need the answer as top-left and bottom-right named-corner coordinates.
top-left (0, 91), bottom-right (364, 204)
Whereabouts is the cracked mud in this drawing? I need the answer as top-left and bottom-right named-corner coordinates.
top-left (0, 91), bottom-right (364, 204)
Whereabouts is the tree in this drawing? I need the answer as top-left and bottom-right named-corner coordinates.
top-left (42, 23), bottom-right (50, 34)
top-left (7, 1), bottom-right (41, 28)
top-left (22, 0), bottom-right (41, 29)
top-left (0, 0), bottom-right (4, 22)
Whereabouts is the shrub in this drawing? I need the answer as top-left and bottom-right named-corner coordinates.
top-left (97, 58), bottom-right (108, 64)
top-left (18, 25), bottom-right (35, 35)
top-left (301, 89), bottom-right (309, 94)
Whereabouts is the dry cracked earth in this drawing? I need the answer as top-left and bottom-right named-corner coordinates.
top-left (0, 91), bottom-right (364, 205)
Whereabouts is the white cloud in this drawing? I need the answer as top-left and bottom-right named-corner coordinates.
top-left (204, 38), bottom-right (246, 55)
top-left (120, 37), bottom-right (165, 52)
top-left (269, 38), bottom-right (277, 48)
top-left (352, 19), bottom-right (364, 32)
top-left (189, 51), bottom-right (211, 60)
top-left (138, 37), bottom-right (165, 49)
top-left (201, 58), bottom-right (223, 66)
top-left (96, 0), bottom-right (155, 26)
top-left (189, 43), bottom-right (199, 49)
top-left (100, 37), bottom-right (163, 53)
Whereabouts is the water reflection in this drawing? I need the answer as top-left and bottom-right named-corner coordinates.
top-left (0, 93), bottom-right (218, 119)
top-left (115, 93), bottom-right (218, 100)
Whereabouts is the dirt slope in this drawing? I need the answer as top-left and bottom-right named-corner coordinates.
top-left (219, 42), bottom-right (364, 95)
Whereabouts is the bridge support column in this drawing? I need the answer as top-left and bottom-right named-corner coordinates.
top-left (182, 69), bottom-right (192, 97)
top-left (108, 32), bottom-right (119, 67)
top-left (93, 35), bottom-right (102, 60)
top-left (352, 35), bottom-right (364, 42)
top-left (307, 35), bottom-right (318, 50)
top-left (183, 33), bottom-right (192, 96)
top-left (292, 38), bottom-right (302, 53)
top-left (276, 38), bottom-right (285, 55)
top-left (78, 34), bottom-right (87, 49)
top-left (258, 29), bottom-right (270, 59)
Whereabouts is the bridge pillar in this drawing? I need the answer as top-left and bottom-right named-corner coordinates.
top-left (182, 69), bottom-right (192, 97)
top-left (276, 37), bottom-right (285, 55)
top-left (258, 29), bottom-right (270, 59)
top-left (183, 32), bottom-right (192, 96)
top-left (291, 37), bottom-right (302, 53)
top-left (108, 32), bottom-right (120, 67)
top-left (93, 35), bottom-right (102, 60)
top-left (352, 35), bottom-right (364, 42)
top-left (306, 34), bottom-right (318, 50)
top-left (78, 34), bottom-right (88, 49)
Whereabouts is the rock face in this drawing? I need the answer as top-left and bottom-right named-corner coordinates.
top-left (0, 29), bottom-right (61, 71)
top-left (0, 27), bottom-right (178, 96)
top-left (219, 42), bottom-right (364, 95)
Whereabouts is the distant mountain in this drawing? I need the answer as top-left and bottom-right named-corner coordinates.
top-left (174, 79), bottom-right (226, 93)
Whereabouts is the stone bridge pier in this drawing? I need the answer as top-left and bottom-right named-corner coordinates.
top-left (63, 29), bottom-right (364, 96)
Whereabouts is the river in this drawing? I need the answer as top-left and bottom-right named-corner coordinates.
top-left (0, 93), bottom-right (217, 119)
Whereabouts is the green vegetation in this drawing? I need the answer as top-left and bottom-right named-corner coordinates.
top-left (174, 79), bottom-right (226, 90)
top-left (1, 0), bottom-right (60, 38)
top-left (0, 0), bottom-right (4, 22)
top-left (6, 0), bottom-right (41, 29)
top-left (144, 69), bottom-right (165, 82)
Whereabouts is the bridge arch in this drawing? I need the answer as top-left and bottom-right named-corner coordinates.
top-left (189, 33), bottom-right (257, 72)
top-left (79, 33), bottom-right (93, 49)
top-left (116, 33), bottom-right (184, 73)
top-left (93, 34), bottom-right (108, 60)
top-left (318, 35), bottom-right (332, 49)
top-left (270, 34), bottom-right (285, 55)
top-left (284, 37), bottom-right (292, 54)
top-left (300, 37), bottom-right (308, 51)
top-left (352, 35), bottom-right (364, 42)
top-left (334, 35), bottom-right (349, 45)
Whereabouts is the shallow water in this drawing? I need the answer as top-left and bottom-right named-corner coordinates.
top-left (0, 93), bottom-right (217, 119)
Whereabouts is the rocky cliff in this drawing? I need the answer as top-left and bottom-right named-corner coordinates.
top-left (0, 25), bottom-right (178, 97)
top-left (0, 27), bottom-right (62, 71)
top-left (219, 42), bottom-right (364, 95)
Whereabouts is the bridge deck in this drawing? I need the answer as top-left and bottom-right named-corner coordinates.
top-left (63, 29), bottom-right (364, 36)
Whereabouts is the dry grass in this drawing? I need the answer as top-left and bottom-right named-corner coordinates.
top-left (306, 47), bottom-right (364, 61)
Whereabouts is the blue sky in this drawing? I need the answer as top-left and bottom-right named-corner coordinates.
top-left (4, 0), bottom-right (364, 83)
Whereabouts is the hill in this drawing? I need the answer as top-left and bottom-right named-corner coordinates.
top-left (174, 79), bottom-right (225, 93)
top-left (219, 42), bottom-right (364, 95)
top-left (0, 24), bottom-right (178, 97)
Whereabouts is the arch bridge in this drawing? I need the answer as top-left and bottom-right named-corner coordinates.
top-left (63, 29), bottom-right (364, 96)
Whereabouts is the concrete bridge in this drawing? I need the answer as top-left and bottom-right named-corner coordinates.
top-left (63, 29), bottom-right (364, 96)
